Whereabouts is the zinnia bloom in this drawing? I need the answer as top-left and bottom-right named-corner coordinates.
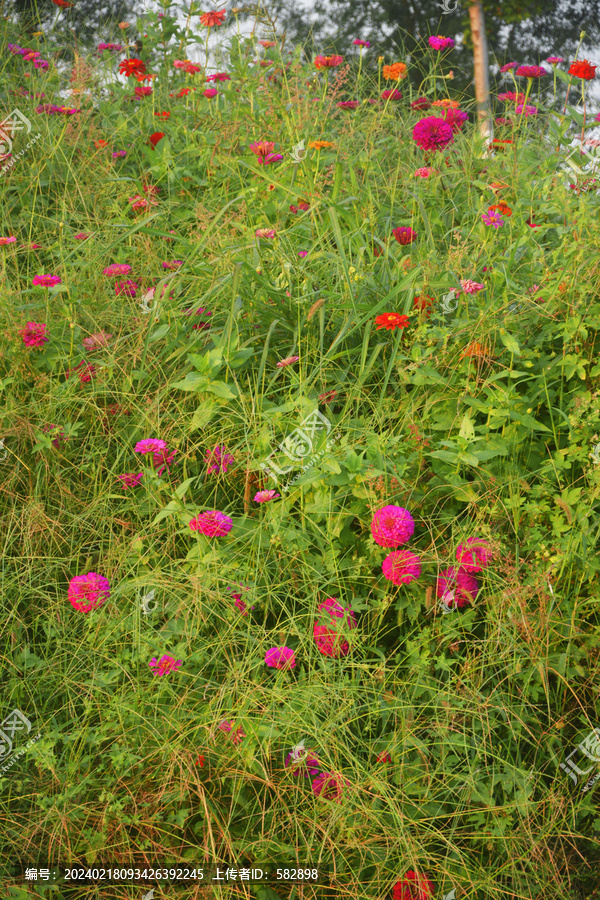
top-left (488, 201), bottom-right (512, 217)
top-left (412, 116), bottom-right (454, 151)
top-left (515, 104), bottom-right (538, 116)
top-left (314, 55), bottom-right (344, 69)
top-left (116, 280), bottom-right (138, 297)
top-left (82, 331), bottom-right (112, 351)
top-left (432, 98), bottom-right (460, 108)
top-left (382, 550), bottom-right (421, 585)
top-left (206, 72), bottom-right (230, 81)
top-left (119, 57), bottom-right (146, 78)
top-left (312, 771), bottom-right (349, 802)
top-left (135, 438), bottom-right (167, 455)
top-left (353, 39), bottom-right (370, 47)
top-left (309, 140), bottom-right (334, 149)
top-left (392, 871), bottom-right (434, 900)
top-left (443, 108), bottom-right (468, 131)
top-left (265, 646), bottom-right (296, 669)
top-left (546, 57), bottom-right (564, 65)
top-left (218, 720), bottom-right (245, 744)
top-left (371, 505), bottom-right (415, 548)
top-left (254, 490), bottom-right (280, 502)
top-left (276, 356), bottom-right (299, 368)
top-left (32, 274), bottom-right (61, 287)
top-left (429, 35), bottom-right (455, 51)
top-left (103, 263), bottom-right (132, 276)
top-left (0, 236), bottom-right (16, 245)
top-left (481, 210), bottom-right (504, 228)
top-left (411, 97), bottom-right (432, 110)
top-left (189, 510), bottom-right (233, 537)
top-left (65, 361), bottom-right (96, 384)
top-left (374, 312), bottom-right (409, 331)
top-left (437, 567), bottom-right (479, 609)
top-left (117, 472), bottom-right (143, 489)
top-left (460, 279), bottom-right (485, 294)
top-left (19, 322), bottom-right (48, 348)
top-left (149, 655), bottom-right (182, 676)
top-left (314, 597), bottom-right (357, 658)
top-left (459, 342), bottom-right (491, 361)
top-left (337, 100), bottom-right (360, 109)
top-left (205, 444), bottom-right (235, 473)
top-left (256, 228), bottom-right (276, 239)
top-left (199, 9), bottom-right (226, 26)
top-left (568, 59), bottom-right (597, 80)
top-left (515, 65), bottom-right (547, 78)
top-left (74, 232), bottom-right (90, 239)
top-left (149, 132), bottom-right (165, 148)
top-left (497, 91), bottom-right (526, 102)
top-left (68, 572), bottom-right (110, 613)
top-left (43, 424), bottom-right (68, 448)
top-left (456, 537), bottom-right (492, 572)
top-left (413, 167), bottom-right (432, 177)
top-left (285, 743), bottom-right (321, 776)
top-left (382, 89), bottom-right (402, 100)
top-left (392, 226), bottom-right (417, 245)
top-left (203, 88), bottom-right (218, 98)
top-left (383, 62), bottom-right (407, 80)
top-left (413, 295), bottom-right (434, 316)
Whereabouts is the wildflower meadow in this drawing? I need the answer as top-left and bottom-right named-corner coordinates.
top-left (1, 3), bottom-right (600, 899)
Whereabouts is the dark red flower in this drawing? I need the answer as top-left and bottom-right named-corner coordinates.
top-left (149, 132), bottom-right (165, 148)
top-left (392, 871), bottom-right (434, 900)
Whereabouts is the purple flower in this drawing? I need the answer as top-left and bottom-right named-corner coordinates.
top-left (149, 655), bottom-right (182, 676)
top-left (205, 444), bottom-right (235, 473)
top-left (429, 35), bottom-right (455, 51)
top-left (265, 646), bottom-right (296, 669)
top-left (481, 210), bottom-right (505, 228)
top-left (371, 505), bottom-right (415, 548)
top-left (117, 472), bottom-right (143, 489)
top-left (382, 550), bottom-right (421, 585)
top-left (437, 567), bottom-right (479, 609)
top-left (412, 116), bottom-right (454, 151)
top-left (68, 572), bottom-right (111, 613)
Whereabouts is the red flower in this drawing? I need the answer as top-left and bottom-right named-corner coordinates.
top-left (392, 226), bottom-right (417, 245)
top-left (195, 754), bottom-right (205, 766)
top-left (199, 9), bottom-right (226, 26)
top-left (154, 111), bottom-right (170, 118)
top-left (314, 55), bottom-right (344, 69)
top-left (413, 295), bottom-right (434, 317)
top-left (375, 312), bottom-right (409, 332)
top-left (392, 871), bottom-right (434, 900)
top-left (119, 58), bottom-right (147, 78)
top-left (52, 0), bottom-right (73, 6)
top-left (568, 59), bottom-right (597, 80)
top-left (94, 139), bottom-right (108, 148)
top-left (149, 132), bottom-right (165, 148)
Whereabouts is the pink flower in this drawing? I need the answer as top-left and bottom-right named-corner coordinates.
top-left (203, 88), bottom-right (218, 98)
top-left (443, 108), bottom-right (468, 131)
top-left (515, 65), bottom-right (547, 78)
top-left (314, 597), bottom-right (357, 658)
top-left (546, 57), bottom-right (564, 65)
top-left (265, 645), bottom-right (296, 669)
top-left (412, 116), bottom-right (454, 151)
top-left (456, 537), bottom-right (492, 572)
top-left (205, 444), bottom-right (235, 473)
top-left (337, 100), bottom-right (360, 109)
top-left (68, 572), bottom-right (110, 613)
top-left (497, 91), bottom-right (526, 102)
top-left (285, 745), bottom-right (321, 776)
top-left (515, 104), bottom-right (538, 116)
top-left (206, 72), bottom-right (230, 81)
top-left (117, 472), bottom-right (143, 489)
top-left (0, 236), bottom-right (16, 245)
top-left (371, 505), bottom-right (415, 547)
top-left (153, 447), bottom-right (177, 476)
top-left (382, 550), bottom-right (421, 585)
top-left (19, 321), bottom-right (48, 348)
top-left (149, 655), bottom-right (182, 676)
top-left (381, 89), bottom-right (402, 100)
top-left (249, 141), bottom-right (283, 166)
top-left (392, 226), bottom-right (417, 245)
top-left (162, 260), bottom-right (183, 269)
top-left (254, 490), bottom-right (280, 502)
top-left (116, 280), bottom-right (138, 297)
top-left (460, 279), bottom-right (485, 293)
top-left (429, 35), bottom-right (455, 51)
top-left (298, 250), bottom-right (308, 257)
top-left (413, 167), bottom-right (432, 178)
top-left (219, 720), bottom-right (245, 744)
top-left (103, 263), bottom-right (132, 276)
top-left (500, 62), bottom-right (519, 72)
top-left (82, 331), bottom-right (112, 351)
top-left (43, 424), bottom-right (67, 448)
top-left (74, 232), bottom-right (90, 240)
top-left (276, 356), bottom-right (299, 368)
top-left (189, 510), bottom-right (233, 537)
top-left (135, 438), bottom-right (167, 455)
top-left (377, 751), bottom-right (392, 763)
top-left (411, 97), bottom-right (432, 110)
top-left (437, 567), bottom-right (479, 609)
top-left (32, 274), bottom-right (61, 287)
top-left (353, 39), bottom-right (370, 47)
top-left (256, 228), bottom-right (276, 239)
top-left (311, 771), bottom-right (349, 802)
top-left (65, 361), bottom-right (96, 384)
top-left (481, 210), bottom-right (505, 228)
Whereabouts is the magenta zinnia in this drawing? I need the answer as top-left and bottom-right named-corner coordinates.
top-left (515, 65), bottom-right (547, 78)
top-left (68, 572), bottom-right (111, 613)
top-left (265, 646), bottom-right (296, 669)
top-left (311, 771), bottom-right (349, 802)
top-left (189, 510), bottom-right (233, 537)
top-left (429, 35), bottom-right (455, 51)
top-left (32, 274), bottom-right (61, 287)
top-left (371, 505), bottom-right (415, 547)
top-left (313, 597), bottom-right (357, 658)
top-left (149, 655), bottom-right (182, 676)
top-left (437, 566), bottom-right (479, 609)
top-left (102, 263), bottom-right (132, 276)
top-left (382, 550), bottom-right (421, 585)
top-left (135, 438), bottom-right (167, 455)
top-left (19, 322), bottom-right (48, 348)
top-left (412, 116), bottom-right (454, 151)
top-left (205, 444), bottom-right (235, 473)
top-left (392, 226), bottom-right (417, 245)
top-left (456, 537), bottom-right (492, 572)
top-left (117, 472), bottom-right (143, 489)
top-left (254, 489), bottom-right (280, 502)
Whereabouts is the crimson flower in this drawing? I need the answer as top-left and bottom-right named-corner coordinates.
top-left (374, 312), bottom-right (409, 331)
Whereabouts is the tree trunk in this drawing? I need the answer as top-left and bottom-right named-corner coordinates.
top-left (469, 0), bottom-right (493, 153)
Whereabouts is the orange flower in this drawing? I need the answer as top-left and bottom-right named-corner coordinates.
top-left (568, 59), bottom-right (597, 80)
top-left (119, 57), bottom-right (146, 77)
top-left (374, 312), bottom-right (410, 332)
top-left (432, 98), bottom-right (460, 108)
top-left (94, 139), bottom-right (108, 148)
top-left (413, 295), bottom-right (434, 317)
top-left (383, 62), bottom-right (407, 81)
top-left (488, 201), bottom-right (512, 217)
top-left (309, 140), bottom-right (333, 149)
top-left (489, 181), bottom-right (509, 192)
top-left (459, 342), bottom-right (493, 361)
top-left (199, 9), bottom-right (226, 27)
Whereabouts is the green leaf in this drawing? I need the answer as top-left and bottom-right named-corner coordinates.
top-left (152, 500), bottom-right (183, 526)
top-left (204, 380), bottom-right (237, 399)
top-left (191, 400), bottom-right (217, 430)
top-left (499, 331), bottom-right (521, 356)
top-left (172, 373), bottom-right (210, 391)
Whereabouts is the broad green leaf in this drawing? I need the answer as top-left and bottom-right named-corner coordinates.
top-left (499, 331), bottom-right (521, 356)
